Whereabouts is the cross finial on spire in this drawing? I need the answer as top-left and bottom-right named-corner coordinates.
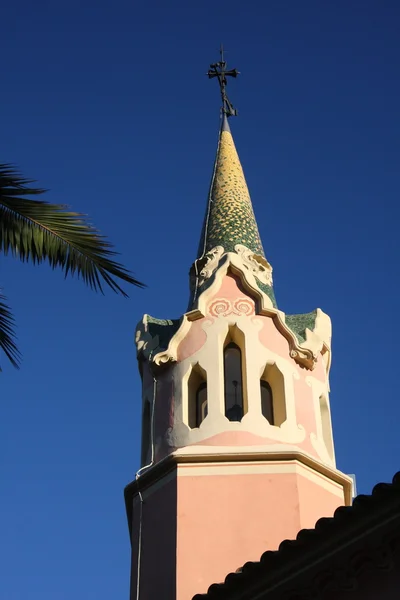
top-left (207, 45), bottom-right (240, 117)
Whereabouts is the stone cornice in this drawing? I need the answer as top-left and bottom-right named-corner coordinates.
top-left (124, 449), bottom-right (353, 541)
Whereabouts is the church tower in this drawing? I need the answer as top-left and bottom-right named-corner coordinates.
top-left (125, 52), bottom-right (353, 600)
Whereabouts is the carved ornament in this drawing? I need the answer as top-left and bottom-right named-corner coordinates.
top-left (194, 245), bottom-right (224, 288)
top-left (208, 297), bottom-right (255, 317)
top-left (235, 244), bottom-right (273, 286)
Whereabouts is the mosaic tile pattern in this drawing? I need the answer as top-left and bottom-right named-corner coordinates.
top-left (146, 316), bottom-right (181, 353)
top-left (255, 279), bottom-right (277, 308)
top-left (285, 311), bottom-right (318, 343)
top-left (197, 123), bottom-right (265, 258)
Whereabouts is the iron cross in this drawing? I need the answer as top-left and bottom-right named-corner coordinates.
top-left (207, 45), bottom-right (240, 117)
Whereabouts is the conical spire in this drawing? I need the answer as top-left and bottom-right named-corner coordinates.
top-left (189, 50), bottom-right (276, 310)
top-left (196, 114), bottom-right (265, 259)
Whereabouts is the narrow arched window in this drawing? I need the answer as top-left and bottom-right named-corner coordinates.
top-left (196, 382), bottom-right (208, 427)
top-left (224, 342), bottom-right (243, 421)
top-left (261, 381), bottom-right (274, 424)
top-left (319, 394), bottom-right (334, 459)
top-left (188, 366), bottom-right (207, 429)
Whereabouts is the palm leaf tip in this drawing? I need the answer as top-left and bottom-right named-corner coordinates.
top-left (0, 293), bottom-right (21, 370)
top-left (0, 163), bottom-right (146, 294)
top-left (0, 163), bottom-right (46, 195)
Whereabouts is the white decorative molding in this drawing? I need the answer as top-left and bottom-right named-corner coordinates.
top-left (306, 374), bottom-right (336, 468)
top-left (310, 432), bottom-right (335, 467)
top-left (135, 315), bottom-right (165, 361)
top-left (191, 245), bottom-right (275, 316)
top-left (152, 316), bottom-right (193, 366)
top-left (137, 245), bottom-right (332, 373)
top-left (249, 316), bottom-right (264, 332)
top-left (235, 244), bottom-right (273, 286)
top-left (135, 299), bottom-right (336, 474)
top-left (302, 309), bottom-right (332, 356)
top-left (191, 247), bottom-right (328, 371)
top-left (163, 314), bottom-right (310, 450)
top-left (129, 449), bottom-right (354, 507)
top-left (292, 369), bottom-right (300, 381)
top-left (196, 245), bottom-right (224, 287)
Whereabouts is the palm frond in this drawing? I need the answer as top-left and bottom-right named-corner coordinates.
top-left (0, 163), bottom-right (145, 296)
top-left (0, 292), bottom-right (21, 370)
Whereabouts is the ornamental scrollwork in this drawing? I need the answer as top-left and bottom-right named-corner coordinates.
top-left (209, 299), bottom-right (232, 317)
top-left (235, 244), bottom-right (273, 286)
top-left (208, 297), bottom-right (255, 317)
top-left (195, 246), bottom-right (224, 287)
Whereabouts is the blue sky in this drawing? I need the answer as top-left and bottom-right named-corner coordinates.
top-left (1, 1), bottom-right (400, 598)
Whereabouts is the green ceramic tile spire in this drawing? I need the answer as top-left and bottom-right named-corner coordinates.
top-left (196, 114), bottom-right (265, 259)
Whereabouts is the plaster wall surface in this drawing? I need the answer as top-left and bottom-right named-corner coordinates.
top-left (129, 459), bottom-right (347, 600)
top-left (130, 474), bottom-right (177, 599)
top-left (144, 274), bottom-right (334, 469)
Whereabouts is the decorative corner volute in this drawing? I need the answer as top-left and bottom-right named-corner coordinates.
top-left (235, 244), bottom-right (273, 286)
top-left (135, 315), bottom-right (158, 361)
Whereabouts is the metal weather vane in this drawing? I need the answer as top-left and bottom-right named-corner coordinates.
top-left (207, 45), bottom-right (240, 117)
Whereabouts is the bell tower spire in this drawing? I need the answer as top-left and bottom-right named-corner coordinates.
top-left (126, 51), bottom-right (353, 600)
top-left (191, 49), bottom-right (275, 309)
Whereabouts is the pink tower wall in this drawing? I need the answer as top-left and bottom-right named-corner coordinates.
top-left (129, 460), bottom-right (346, 600)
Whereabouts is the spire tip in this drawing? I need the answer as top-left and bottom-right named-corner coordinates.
top-left (207, 48), bottom-right (239, 118)
top-left (221, 113), bottom-right (231, 133)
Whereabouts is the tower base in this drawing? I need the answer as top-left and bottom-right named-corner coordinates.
top-left (125, 450), bottom-right (352, 600)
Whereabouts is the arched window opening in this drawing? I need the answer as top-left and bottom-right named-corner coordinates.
top-left (224, 342), bottom-right (244, 422)
top-left (260, 363), bottom-right (287, 427)
top-left (196, 382), bottom-right (208, 427)
top-left (261, 381), bottom-right (274, 424)
top-left (319, 394), bottom-right (334, 460)
top-left (188, 365), bottom-right (207, 429)
top-left (141, 400), bottom-right (151, 466)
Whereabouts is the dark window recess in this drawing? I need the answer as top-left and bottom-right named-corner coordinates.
top-left (261, 381), bottom-right (274, 424)
top-left (224, 342), bottom-right (244, 422)
top-left (196, 382), bottom-right (208, 427)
